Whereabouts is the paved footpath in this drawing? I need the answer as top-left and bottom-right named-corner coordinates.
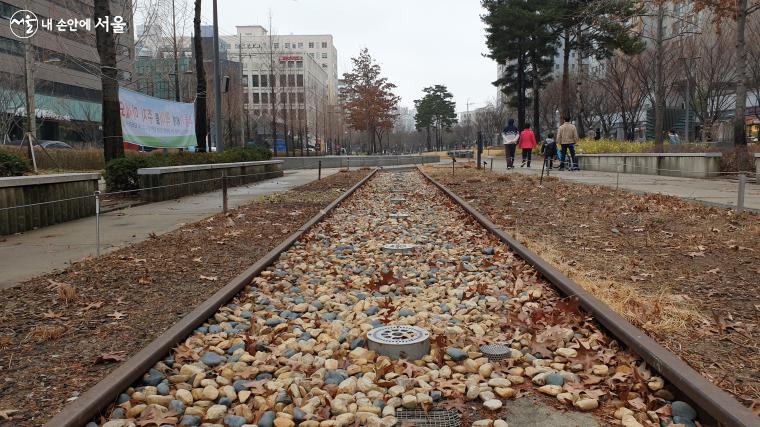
top-left (463, 157), bottom-right (760, 211)
top-left (0, 168), bottom-right (341, 290)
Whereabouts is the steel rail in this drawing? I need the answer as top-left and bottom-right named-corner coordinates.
top-left (419, 167), bottom-right (756, 427)
top-left (44, 169), bottom-right (378, 427)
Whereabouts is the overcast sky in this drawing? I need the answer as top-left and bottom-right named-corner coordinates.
top-left (198, 0), bottom-right (498, 112)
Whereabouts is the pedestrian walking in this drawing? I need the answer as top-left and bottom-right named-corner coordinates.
top-left (557, 116), bottom-right (579, 171)
top-left (518, 122), bottom-right (537, 168)
top-left (541, 132), bottom-right (557, 169)
top-left (668, 129), bottom-right (681, 145)
top-left (502, 118), bottom-right (519, 169)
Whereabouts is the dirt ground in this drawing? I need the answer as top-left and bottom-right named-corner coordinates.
top-left (425, 166), bottom-right (759, 411)
top-left (0, 170), bottom-right (369, 426)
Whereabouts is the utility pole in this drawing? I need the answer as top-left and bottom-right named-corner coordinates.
top-left (212, 0), bottom-right (223, 152)
top-left (171, 0), bottom-right (180, 102)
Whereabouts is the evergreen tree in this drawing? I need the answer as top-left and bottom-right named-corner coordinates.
top-left (414, 85), bottom-right (458, 151)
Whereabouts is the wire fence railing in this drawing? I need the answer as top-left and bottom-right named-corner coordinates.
top-left (457, 155), bottom-right (758, 213)
top-left (0, 168), bottom-right (299, 256)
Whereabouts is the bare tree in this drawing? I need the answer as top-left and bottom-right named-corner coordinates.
top-left (594, 54), bottom-right (648, 140)
top-left (680, 29), bottom-right (738, 141)
top-left (0, 74), bottom-right (25, 143)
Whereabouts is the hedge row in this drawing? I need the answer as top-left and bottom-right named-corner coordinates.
top-left (104, 147), bottom-right (272, 191)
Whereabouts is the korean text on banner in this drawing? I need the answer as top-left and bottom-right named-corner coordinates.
top-left (119, 87), bottom-right (196, 148)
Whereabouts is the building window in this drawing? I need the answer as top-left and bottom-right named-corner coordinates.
top-left (297, 42), bottom-right (303, 48)
top-left (285, 43), bottom-right (290, 48)
top-left (297, 74), bottom-right (304, 87)
top-left (288, 61), bottom-right (295, 68)
top-left (261, 74), bottom-right (268, 87)
top-left (288, 75), bottom-right (295, 87)
top-left (322, 63), bottom-right (327, 68)
top-left (251, 75), bottom-right (259, 87)
top-left (296, 61), bottom-right (303, 68)
top-left (322, 42), bottom-right (327, 48)
top-left (280, 74), bottom-right (287, 87)
top-left (273, 43), bottom-right (279, 49)
top-left (321, 52), bottom-right (327, 59)
top-left (308, 42), bottom-right (314, 48)
top-left (262, 93), bottom-right (269, 103)
top-left (242, 75), bottom-right (249, 87)
top-left (252, 93), bottom-right (260, 103)
top-left (298, 92), bottom-right (304, 103)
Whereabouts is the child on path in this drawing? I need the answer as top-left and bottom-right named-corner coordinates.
top-left (518, 123), bottom-right (537, 168)
top-left (541, 132), bottom-right (557, 169)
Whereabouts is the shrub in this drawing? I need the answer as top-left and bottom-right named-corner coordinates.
top-left (0, 146), bottom-right (103, 171)
top-left (104, 155), bottom-right (162, 191)
top-left (104, 147), bottom-right (272, 192)
top-left (0, 149), bottom-right (30, 177)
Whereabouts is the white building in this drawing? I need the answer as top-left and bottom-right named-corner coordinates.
top-left (224, 26), bottom-right (338, 104)
top-left (394, 106), bottom-right (416, 133)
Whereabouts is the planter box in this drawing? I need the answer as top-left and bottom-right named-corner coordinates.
top-left (0, 173), bottom-right (100, 235)
top-left (576, 153), bottom-right (722, 178)
top-left (137, 160), bottom-right (283, 202)
top-left (275, 155), bottom-right (440, 170)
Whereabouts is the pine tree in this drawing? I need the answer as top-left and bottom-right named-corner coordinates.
top-left (414, 85), bottom-right (458, 151)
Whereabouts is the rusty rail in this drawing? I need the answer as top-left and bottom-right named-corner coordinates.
top-left (44, 169), bottom-right (378, 427)
top-left (419, 167), bottom-right (756, 427)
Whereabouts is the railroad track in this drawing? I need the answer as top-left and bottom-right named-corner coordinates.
top-left (45, 169), bottom-right (756, 427)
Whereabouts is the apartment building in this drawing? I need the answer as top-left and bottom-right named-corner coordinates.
top-left (0, 0), bottom-right (134, 142)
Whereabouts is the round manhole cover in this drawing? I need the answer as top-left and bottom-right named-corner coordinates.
top-left (479, 343), bottom-right (512, 362)
top-left (368, 325), bottom-right (430, 360)
top-left (382, 243), bottom-right (417, 253)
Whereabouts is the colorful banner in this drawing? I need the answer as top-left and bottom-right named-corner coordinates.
top-left (119, 87), bottom-right (196, 148)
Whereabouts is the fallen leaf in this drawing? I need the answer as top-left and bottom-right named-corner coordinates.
top-left (95, 352), bottom-right (127, 364)
top-left (0, 409), bottom-right (18, 420)
top-left (107, 311), bottom-right (127, 320)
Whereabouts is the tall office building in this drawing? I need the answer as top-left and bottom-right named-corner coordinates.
top-left (222, 25), bottom-right (338, 149)
top-left (0, 0), bottom-right (134, 142)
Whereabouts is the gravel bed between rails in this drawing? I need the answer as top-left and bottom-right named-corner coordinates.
top-left (0, 170), bottom-right (370, 427)
top-left (424, 166), bottom-right (759, 411)
top-left (90, 170), bottom-right (701, 427)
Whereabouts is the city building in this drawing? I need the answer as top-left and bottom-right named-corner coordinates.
top-left (0, 0), bottom-right (134, 144)
top-left (394, 106), bottom-right (415, 133)
top-left (221, 25), bottom-right (337, 151)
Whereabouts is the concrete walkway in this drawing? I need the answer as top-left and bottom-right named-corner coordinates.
top-left (0, 168), bottom-right (340, 290)
top-left (445, 157), bottom-right (760, 211)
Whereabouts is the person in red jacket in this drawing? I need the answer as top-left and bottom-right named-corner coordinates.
top-left (519, 122), bottom-right (537, 168)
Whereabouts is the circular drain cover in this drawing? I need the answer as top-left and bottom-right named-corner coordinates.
top-left (368, 325), bottom-right (430, 360)
top-left (479, 343), bottom-right (512, 362)
top-left (389, 213), bottom-right (410, 219)
top-left (382, 243), bottom-right (417, 253)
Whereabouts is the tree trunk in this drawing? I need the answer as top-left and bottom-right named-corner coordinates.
top-left (193, 0), bottom-right (207, 152)
top-left (734, 0), bottom-right (748, 148)
top-left (531, 55), bottom-right (541, 141)
top-left (560, 31), bottom-right (571, 119)
top-left (94, 0), bottom-right (123, 162)
top-left (653, 4), bottom-right (665, 152)
top-left (516, 52), bottom-right (526, 130)
top-left (575, 45), bottom-right (586, 138)
top-left (425, 126), bottom-right (431, 151)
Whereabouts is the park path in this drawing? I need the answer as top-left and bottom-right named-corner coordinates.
top-left (0, 168), bottom-right (341, 290)
top-left (462, 157), bottom-right (760, 211)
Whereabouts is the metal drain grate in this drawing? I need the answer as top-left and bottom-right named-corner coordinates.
top-left (395, 409), bottom-right (461, 427)
top-left (480, 343), bottom-right (512, 362)
top-left (382, 243), bottom-right (417, 253)
top-left (368, 325), bottom-right (430, 360)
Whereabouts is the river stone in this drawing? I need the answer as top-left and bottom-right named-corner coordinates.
top-left (446, 347), bottom-right (468, 361)
top-left (671, 401), bottom-right (697, 420)
top-left (200, 352), bottom-right (225, 367)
